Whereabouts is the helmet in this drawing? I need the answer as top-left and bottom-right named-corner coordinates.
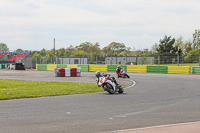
top-left (95, 71), bottom-right (101, 78)
top-left (117, 65), bottom-right (120, 68)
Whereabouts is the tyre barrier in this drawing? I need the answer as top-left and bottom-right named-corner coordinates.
top-left (192, 66), bottom-right (200, 74)
top-left (127, 65), bottom-right (147, 73)
top-left (37, 64), bottom-right (200, 75)
top-left (54, 68), bottom-right (81, 77)
top-left (168, 66), bottom-right (190, 74)
top-left (0, 64), bottom-right (5, 69)
top-left (0, 63), bottom-right (25, 70)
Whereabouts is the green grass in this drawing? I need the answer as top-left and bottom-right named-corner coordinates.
top-left (0, 79), bottom-right (103, 100)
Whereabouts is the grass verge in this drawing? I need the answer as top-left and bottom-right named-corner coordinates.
top-left (0, 79), bottom-right (103, 100)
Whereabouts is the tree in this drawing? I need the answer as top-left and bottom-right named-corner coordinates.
top-left (184, 40), bottom-right (192, 55)
top-left (75, 42), bottom-right (92, 52)
top-left (86, 42), bottom-right (102, 64)
top-left (46, 51), bottom-right (55, 58)
top-left (142, 49), bottom-right (153, 56)
top-left (184, 49), bottom-right (200, 63)
top-left (0, 43), bottom-right (9, 52)
top-left (56, 48), bottom-right (65, 56)
top-left (71, 50), bottom-right (87, 57)
top-left (193, 29), bottom-right (200, 50)
top-left (32, 51), bottom-right (40, 58)
top-left (15, 49), bottom-right (24, 52)
top-left (156, 35), bottom-right (181, 55)
top-left (151, 43), bottom-right (158, 54)
top-left (88, 42), bottom-right (101, 55)
top-left (40, 48), bottom-right (47, 56)
top-left (66, 45), bottom-right (75, 56)
top-left (102, 46), bottom-right (110, 56)
top-left (174, 36), bottom-right (184, 55)
top-left (102, 42), bottom-right (127, 56)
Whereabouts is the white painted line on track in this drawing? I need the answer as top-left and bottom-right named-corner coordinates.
top-left (106, 121), bottom-right (200, 133)
top-left (124, 79), bottom-right (136, 89)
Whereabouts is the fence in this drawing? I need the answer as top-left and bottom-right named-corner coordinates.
top-left (158, 55), bottom-right (200, 66)
top-left (1, 54), bottom-right (200, 69)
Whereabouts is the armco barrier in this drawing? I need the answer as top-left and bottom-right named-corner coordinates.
top-left (36, 64), bottom-right (47, 71)
top-left (147, 66), bottom-right (168, 74)
top-left (168, 66), bottom-right (191, 74)
top-left (192, 66), bottom-right (200, 74)
top-left (78, 65), bottom-right (88, 72)
top-left (47, 64), bottom-right (57, 71)
top-left (89, 65), bottom-right (107, 72)
top-left (127, 65), bottom-right (147, 73)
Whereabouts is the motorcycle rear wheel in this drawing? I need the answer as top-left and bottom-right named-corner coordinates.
top-left (118, 86), bottom-right (124, 93)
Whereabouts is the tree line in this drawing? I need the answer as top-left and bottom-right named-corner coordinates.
top-left (1, 29), bottom-right (200, 61)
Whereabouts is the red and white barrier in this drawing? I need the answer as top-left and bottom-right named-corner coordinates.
top-left (59, 68), bottom-right (65, 77)
top-left (65, 68), bottom-right (71, 77)
top-left (54, 68), bottom-right (81, 77)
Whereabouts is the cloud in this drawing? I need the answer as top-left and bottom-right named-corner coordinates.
top-left (0, 0), bottom-right (200, 51)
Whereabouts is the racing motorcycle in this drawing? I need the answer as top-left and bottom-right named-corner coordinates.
top-left (96, 74), bottom-right (124, 94)
top-left (118, 68), bottom-right (130, 78)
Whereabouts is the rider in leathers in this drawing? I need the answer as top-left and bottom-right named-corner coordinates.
top-left (95, 71), bottom-right (119, 87)
top-left (116, 65), bottom-right (122, 78)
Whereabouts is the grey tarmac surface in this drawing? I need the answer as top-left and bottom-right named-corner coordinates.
top-left (0, 70), bottom-right (200, 133)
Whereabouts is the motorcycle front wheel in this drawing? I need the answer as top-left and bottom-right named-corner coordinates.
top-left (104, 83), bottom-right (115, 94)
top-left (126, 74), bottom-right (130, 78)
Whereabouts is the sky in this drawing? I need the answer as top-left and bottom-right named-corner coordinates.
top-left (0, 0), bottom-right (200, 51)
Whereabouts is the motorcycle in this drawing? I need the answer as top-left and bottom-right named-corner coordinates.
top-left (96, 74), bottom-right (124, 94)
top-left (118, 68), bottom-right (130, 78)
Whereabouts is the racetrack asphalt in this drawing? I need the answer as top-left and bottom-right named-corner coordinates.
top-left (0, 69), bottom-right (200, 133)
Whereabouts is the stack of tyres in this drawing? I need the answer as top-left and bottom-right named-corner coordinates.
top-left (5, 64), bottom-right (8, 69)
top-left (71, 68), bottom-right (77, 77)
top-left (15, 63), bottom-right (25, 70)
top-left (2, 64), bottom-right (5, 69)
top-left (65, 68), bottom-right (71, 77)
top-left (54, 68), bottom-right (59, 77)
top-left (77, 67), bottom-right (81, 77)
top-left (58, 68), bottom-right (65, 77)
